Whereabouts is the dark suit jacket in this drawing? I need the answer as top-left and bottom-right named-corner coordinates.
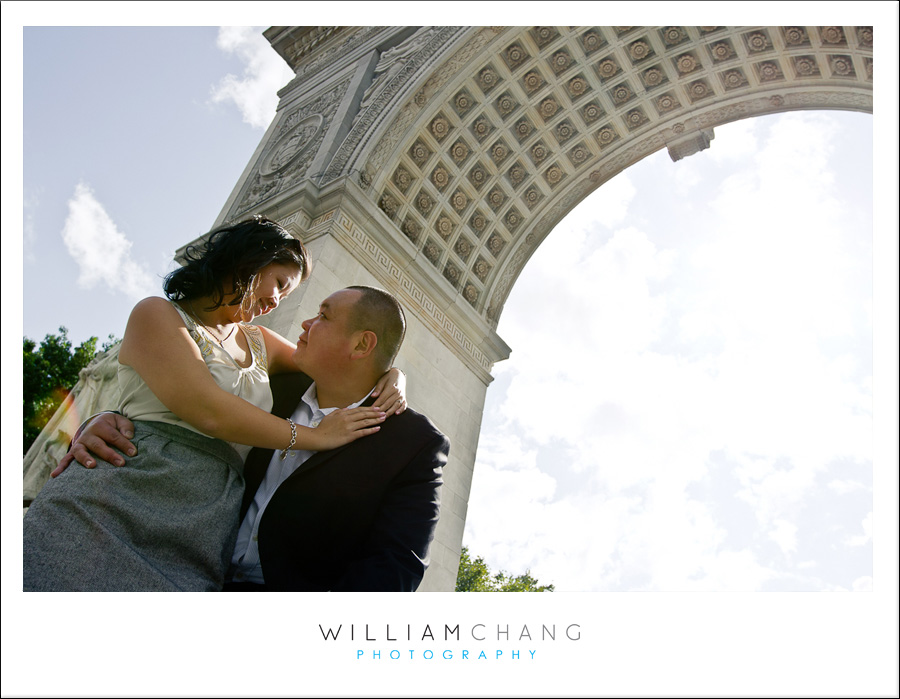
top-left (239, 372), bottom-right (449, 591)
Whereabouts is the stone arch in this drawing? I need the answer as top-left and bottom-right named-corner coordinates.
top-left (350, 26), bottom-right (873, 328)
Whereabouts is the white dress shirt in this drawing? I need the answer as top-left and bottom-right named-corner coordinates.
top-left (227, 382), bottom-right (373, 584)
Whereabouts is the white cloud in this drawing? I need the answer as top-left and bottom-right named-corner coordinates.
top-left (845, 511), bottom-right (873, 547)
top-left (463, 433), bottom-right (557, 562)
top-left (670, 158), bottom-right (703, 198)
top-left (210, 26), bottom-right (295, 129)
top-left (708, 118), bottom-right (758, 162)
top-left (61, 182), bottom-right (156, 300)
top-left (686, 550), bottom-right (776, 591)
top-left (852, 575), bottom-right (873, 592)
top-left (827, 479), bottom-right (867, 495)
top-left (769, 518), bottom-right (799, 557)
top-left (466, 111), bottom-right (872, 591)
top-left (573, 171), bottom-right (637, 230)
top-left (494, 226), bottom-right (676, 453)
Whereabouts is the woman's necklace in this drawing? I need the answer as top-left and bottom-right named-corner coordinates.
top-left (185, 300), bottom-right (236, 345)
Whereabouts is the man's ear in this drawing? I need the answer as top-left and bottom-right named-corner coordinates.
top-left (350, 330), bottom-right (378, 360)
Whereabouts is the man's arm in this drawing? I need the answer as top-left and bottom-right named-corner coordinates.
top-left (51, 413), bottom-right (137, 476)
top-left (331, 431), bottom-right (449, 592)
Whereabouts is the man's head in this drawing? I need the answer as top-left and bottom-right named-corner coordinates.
top-left (293, 286), bottom-right (406, 395)
top-left (344, 285), bottom-right (406, 372)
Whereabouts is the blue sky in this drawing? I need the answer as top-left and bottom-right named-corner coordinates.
top-left (5, 9), bottom-right (898, 698)
top-left (21, 26), bottom-right (291, 346)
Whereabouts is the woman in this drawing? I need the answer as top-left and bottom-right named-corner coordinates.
top-left (23, 216), bottom-right (404, 591)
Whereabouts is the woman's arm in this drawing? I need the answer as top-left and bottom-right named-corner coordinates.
top-left (118, 298), bottom-right (383, 451)
top-left (259, 325), bottom-right (303, 375)
top-left (260, 326), bottom-right (407, 414)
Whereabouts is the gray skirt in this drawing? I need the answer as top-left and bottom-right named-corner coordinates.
top-left (23, 420), bottom-right (244, 591)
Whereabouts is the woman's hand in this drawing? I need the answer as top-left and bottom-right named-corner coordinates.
top-left (372, 367), bottom-right (407, 415)
top-left (308, 407), bottom-right (387, 450)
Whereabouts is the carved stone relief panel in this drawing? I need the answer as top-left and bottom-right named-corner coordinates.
top-left (259, 115), bottom-right (324, 176)
top-left (228, 78), bottom-right (350, 219)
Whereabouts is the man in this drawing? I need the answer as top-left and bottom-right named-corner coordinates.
top-left (64, 286), bottom-right (449, 591)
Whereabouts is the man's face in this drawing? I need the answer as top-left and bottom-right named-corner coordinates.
top-left (292, 288), bottom-right (362, 377)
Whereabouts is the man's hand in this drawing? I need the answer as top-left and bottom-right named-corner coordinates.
top-left (51, 413), bottom-right (138, 477)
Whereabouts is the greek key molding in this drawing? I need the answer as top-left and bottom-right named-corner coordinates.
top-left (276, 210), bottom-right (312, 237)
top-left (328, 209), bottom-right (496, 382)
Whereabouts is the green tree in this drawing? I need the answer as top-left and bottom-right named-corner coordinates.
top-left (455, 546), bottom-right (554, 592)
top-left (23, 327), bottom-right (116, 454)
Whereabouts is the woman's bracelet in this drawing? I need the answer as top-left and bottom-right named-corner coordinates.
top-left (281, 417), bottom-right (297, 460)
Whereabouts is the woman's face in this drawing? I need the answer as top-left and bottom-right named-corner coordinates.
top-left (239, 261), bottom-right (304, 321)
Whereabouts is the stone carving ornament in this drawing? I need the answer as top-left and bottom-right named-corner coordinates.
top-left (393, 166), bottom-right (414, 192)
top-left (597, 57), bottom-right (620, 80)
top-left (260, 115), bottom-right (323, 175)
top-left (676, 53), bottom-right (699, 74)
top-left (285, 27), bottom-right (379, 79)
top-left (551, 50), bottom-right (572, 74)
top-left (357, 27), bottom-right (441, 117)
top-left (783, 27), bottom-right (809, 46)
top-left (379, 193), bottom-right (400, 218)
top-left (830, 55), bottom-right (854, 77)
top-left (468, 164), bottom-right (488, 188)
top-left (857, 26), bottom-right (873, 47)
top-left (581, 29), bottom-right (603, 53)
top-left (451, 141), bottom-right (470, 163)
top-left (232, 80), bottom-right (347, 216)
top-left (436, 216), bottom-right (454, 239)
top-left (470, 211), bottom-right (488, 235)
top-left (628, 40), bottom-right (652, 61)
top-left (431, 165), bottom-right (451, 189)
top-left (820, 26), bottom-right (845, 45)
top-left (663, 26), bottom-right (687, 46)
top-left (454, 90), bottom-right (474, 115)
top-left (746, 31), bottom-right (770, 53)
top-left (757, 61), bottom-right (782, 82)
top-left (473, 257), bottom-right (491, 281)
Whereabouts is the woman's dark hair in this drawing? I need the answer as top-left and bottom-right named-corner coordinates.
top-left (164, 215), bottom-right (311, 311)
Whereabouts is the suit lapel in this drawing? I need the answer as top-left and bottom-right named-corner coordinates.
top-left (286, 444), bottom-right (341, 480)
top-left (280, 392), bottom-right (379, 483)
top-left (245, 379), bottom-right (380, 508)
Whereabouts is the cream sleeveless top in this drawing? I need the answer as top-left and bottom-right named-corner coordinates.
top-left (117, 302), bottom-right (273, 460)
